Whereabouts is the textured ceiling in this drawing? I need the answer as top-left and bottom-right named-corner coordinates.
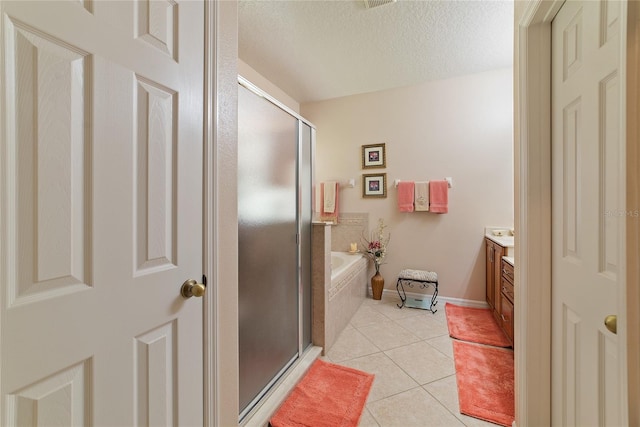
top-left (238, 0), bottom-right (514, 104)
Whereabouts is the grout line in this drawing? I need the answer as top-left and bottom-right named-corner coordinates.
top-left (331, 298), bottom-right (479, 426)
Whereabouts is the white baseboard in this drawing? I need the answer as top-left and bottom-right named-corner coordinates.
top-left (370, 288), bottom-right (489, 309)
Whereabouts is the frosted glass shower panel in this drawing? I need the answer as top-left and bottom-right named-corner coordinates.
top-left (238, 85), bottom-right (299, 413)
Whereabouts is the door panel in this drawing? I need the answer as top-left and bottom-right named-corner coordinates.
top-left (238, 84), bottom-right (299, 415)
top-left (1, 1), bottom-right (205, 425)
top-left (551, 1), bottom-right (625, 424)
top-left (8, 15), bottom-right (92, 303)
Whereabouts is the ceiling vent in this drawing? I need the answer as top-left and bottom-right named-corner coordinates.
top-left (364, 0), bottom-right (396, 9)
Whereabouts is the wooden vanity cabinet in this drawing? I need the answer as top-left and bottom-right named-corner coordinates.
top-left (485, 238), bottom-right (504, 322)
top-left (500, 259), bottom-right (515, 345)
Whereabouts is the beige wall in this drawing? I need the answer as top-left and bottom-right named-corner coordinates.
top-left (238, 58), bottom-right (300, 113)
top-left (301, 68), bottom-right (514, 302)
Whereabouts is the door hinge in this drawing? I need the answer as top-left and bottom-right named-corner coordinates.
top-left (202, 274), bottom-right (207, 287)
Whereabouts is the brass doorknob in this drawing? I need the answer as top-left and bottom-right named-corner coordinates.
top-left (604, 315), bottom-right (617, 334)
top-left (181, 279), bottom-right (206, 298)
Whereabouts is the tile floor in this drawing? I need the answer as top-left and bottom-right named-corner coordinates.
top-left (320, 295), bottom-right (497, 427)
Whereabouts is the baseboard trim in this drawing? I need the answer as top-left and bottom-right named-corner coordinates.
top-left (370, 288), bottom-right (489, 309)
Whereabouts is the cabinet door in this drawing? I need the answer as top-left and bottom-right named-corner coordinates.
top-left (501, 293), bottom-right (514, 344)
top-left (485, 240), bottom-right (495, 309)
top-left (493, 243), bottom-right (505, 320)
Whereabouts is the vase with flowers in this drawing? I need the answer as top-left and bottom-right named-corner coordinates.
top-left (361, 218), bottom-right (390, 300)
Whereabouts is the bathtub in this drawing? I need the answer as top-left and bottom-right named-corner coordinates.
top-left (331, 251), bottom-right (364, 281)
top-left (322, 251), bottom-right (368, 353)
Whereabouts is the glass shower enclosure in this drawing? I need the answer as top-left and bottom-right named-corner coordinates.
top-left (237, 78), bottom-right (314, 420)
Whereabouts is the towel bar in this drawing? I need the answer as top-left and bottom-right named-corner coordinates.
top-left (394, 178), bottom-right (453, 188)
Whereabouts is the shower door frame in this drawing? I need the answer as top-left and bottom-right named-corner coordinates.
top-left (237, 76), bottom-right (316, 421)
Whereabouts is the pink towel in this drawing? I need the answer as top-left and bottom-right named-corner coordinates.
top-left (320, 183), bottom-right (339, 222)
top-left (429, 180), bottom-right (449, 214)
top-left (397, 181), bottom-right (415, 212)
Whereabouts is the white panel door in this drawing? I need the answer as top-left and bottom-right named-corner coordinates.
top-left (0, 1), bottom-right (205, 425)
top-left (551, 0), bottom-right (626, 425)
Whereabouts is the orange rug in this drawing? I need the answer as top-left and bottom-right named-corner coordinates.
top-left (270, 359), bottom-right (374, 427)
top-left (453, 340), bottom-right (515, 426)
top-left (445, 303), bottom-right (511, 347)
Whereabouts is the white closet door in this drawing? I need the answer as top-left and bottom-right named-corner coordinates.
top-left (0, 1), bottom-right (205, 424)
top-left (551, 0), bottom-right (627, 424)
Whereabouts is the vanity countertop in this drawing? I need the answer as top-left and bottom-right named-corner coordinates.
top-left (502, 256), bottom-right (514, 267)
top-left (485, 234), bottom-right (514, 248)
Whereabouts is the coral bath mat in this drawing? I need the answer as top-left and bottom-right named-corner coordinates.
top-left (445, 303), bottom-right (511, 347)
top-left (270, 359), bottom-right (374, 427)
top-left (453, 340), bottom-right (515, 426)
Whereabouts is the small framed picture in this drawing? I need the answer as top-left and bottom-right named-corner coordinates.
top-left (362, 173), bottom-right (387, 198)
top-left (362, 143), bottom-right (386, 169)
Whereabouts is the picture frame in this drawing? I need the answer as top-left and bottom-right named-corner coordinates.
top-left (362, 143), bottom-right (386, 169)
top-left (362, 173), bottom-right (387, 198)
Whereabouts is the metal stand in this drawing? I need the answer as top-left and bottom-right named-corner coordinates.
top-left (396, 276), bottom-right (438, 313)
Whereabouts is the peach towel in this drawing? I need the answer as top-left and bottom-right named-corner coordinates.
top-left (429, 180), bottom-right (449, 213)
top-left (320, 182), bottom-right (339, 222)
top-left (397, 181), bottom-right (415, 212)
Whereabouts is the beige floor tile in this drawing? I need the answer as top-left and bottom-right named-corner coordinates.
top-left (384, 341), bottom-right (455, 385)
top-left (358, 408), bottom-right (380, 427)
top-left (394, 314), bottom-right (450, 340)
top-left (339, 352), bottom-right (419, 403)
top-left (422, 374), bottom-right (459, 409)
top-left (350, 304), bottom-right (392, 328)
top-left (360, 297), bottom-right (388, 308)
top-left (367, 387), bottom-right (465, 427)
top-left (413, 303), bottom-right (447, 320)
top-left (430, 304), bottom-right (448, 323)
top-left (363, 294), bottom-right (398, 305)
top-left (423, 375), bottom-right (497, 427)
top-left (319, 296), bottom-right (502, 426)
top-left (325, 327), bottom-right (380, 362)
top-left (368, 300), bottom-right (424, 321)
top-left (425, 334), bottom-right (455, 359)
top-left (357, 320), bottom-right (421, 351)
